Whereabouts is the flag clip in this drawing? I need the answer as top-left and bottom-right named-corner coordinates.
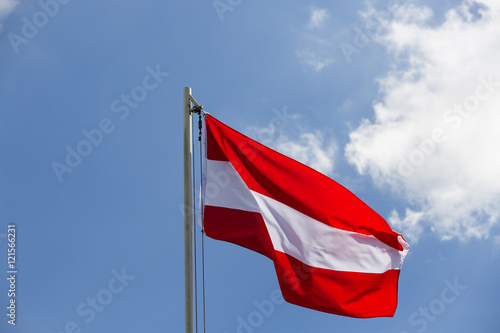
top-left (190, 105), bottom-right (203, 114)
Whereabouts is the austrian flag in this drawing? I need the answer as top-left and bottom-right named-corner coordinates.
top-left (201, 114), bottom-right (409, 318)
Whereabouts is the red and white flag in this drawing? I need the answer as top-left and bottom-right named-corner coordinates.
top-left (201, 114), bottom-right (409, 318)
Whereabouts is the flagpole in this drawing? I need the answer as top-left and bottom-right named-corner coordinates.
top-left (183, 87), bottom-right (203, 333)
top-left (183, 87), bottom-right (194, 333)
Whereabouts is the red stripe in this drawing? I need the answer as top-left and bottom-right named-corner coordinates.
top-left (203, 206), bottom-right (275, 259)
top-left (206, 121), bottom-right (230, 161)
top-left (203, 205), bottom-right (401, 317)
top-left (274, 252), bottom-right (400, 317)
top-left (205, 115), bottom-right (403, 250)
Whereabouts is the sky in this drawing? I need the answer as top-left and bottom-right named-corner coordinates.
top-left (0, 0), bottom-right (499, 332)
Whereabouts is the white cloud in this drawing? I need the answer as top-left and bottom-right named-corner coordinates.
top-left (493, 235), bottom-right (500, 251)
top-left (246, 111), bottom-right (337, 176)
top-left (296, 50), bottom-right (334, 72)
top-left (0, 0), bottom-right (19, 31)
top-left (296, 7), bottom-right (335, 72)
top-left (272, 131), bottom-right (337, 176)
top-left (345, 0), bottom-right (500, 242)
top-left (338, 99), bottom-right (354, 113)
top-left (388, 208), bottom-right (425, 244)
top-left (308, 8), bottom-right (330, 30)
top-left (0, 0), bottom-right (17, 16)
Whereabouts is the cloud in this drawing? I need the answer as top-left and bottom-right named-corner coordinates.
top-left (388, 208), bottom-right (424, 244)
top-left (337, 99), bottom-right (354, 113)
top-left (345, 0), bottom-right (500, 243)
top-left (296, 50), bottom-right (334, 72)
top-left (493, 235), bottom-right (500, 248)
top-left (271, 131), bottom-right (337, 176)
top-left (0, 0), bottom-right (19, 31)
top-left (296, 7), bottom-right (335, 72)
top-left (246, 110), bottom-right (337, 176)
top-left (307, 8), bottom-right (330, 30)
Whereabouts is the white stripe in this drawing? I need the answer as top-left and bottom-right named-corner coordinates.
top-left (205, 160), bottom-right (407, 274)
top-left (204, 160), bottom-right (260, 213)
top-left (253, 192), bottom-right (406, 273)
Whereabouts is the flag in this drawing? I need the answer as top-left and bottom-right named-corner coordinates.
top-left (200, 114), bottom-right (409, 318)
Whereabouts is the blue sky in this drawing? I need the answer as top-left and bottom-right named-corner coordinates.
top-left (1, 0), bottom-right (499, 332)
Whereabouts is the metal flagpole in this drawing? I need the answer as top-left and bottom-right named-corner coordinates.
top-left (183, 87), bottom-right (194, 333)
top-left (183, 87), bottom-right (202, 333)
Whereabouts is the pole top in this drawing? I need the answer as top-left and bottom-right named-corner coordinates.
top-left (184, 87), bottom-right (203, 114)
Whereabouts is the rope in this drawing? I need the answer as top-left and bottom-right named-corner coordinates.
top-left (199, 112), bottom-right (207, 333)
top-left (193, 111), bottom-right (207, 333)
